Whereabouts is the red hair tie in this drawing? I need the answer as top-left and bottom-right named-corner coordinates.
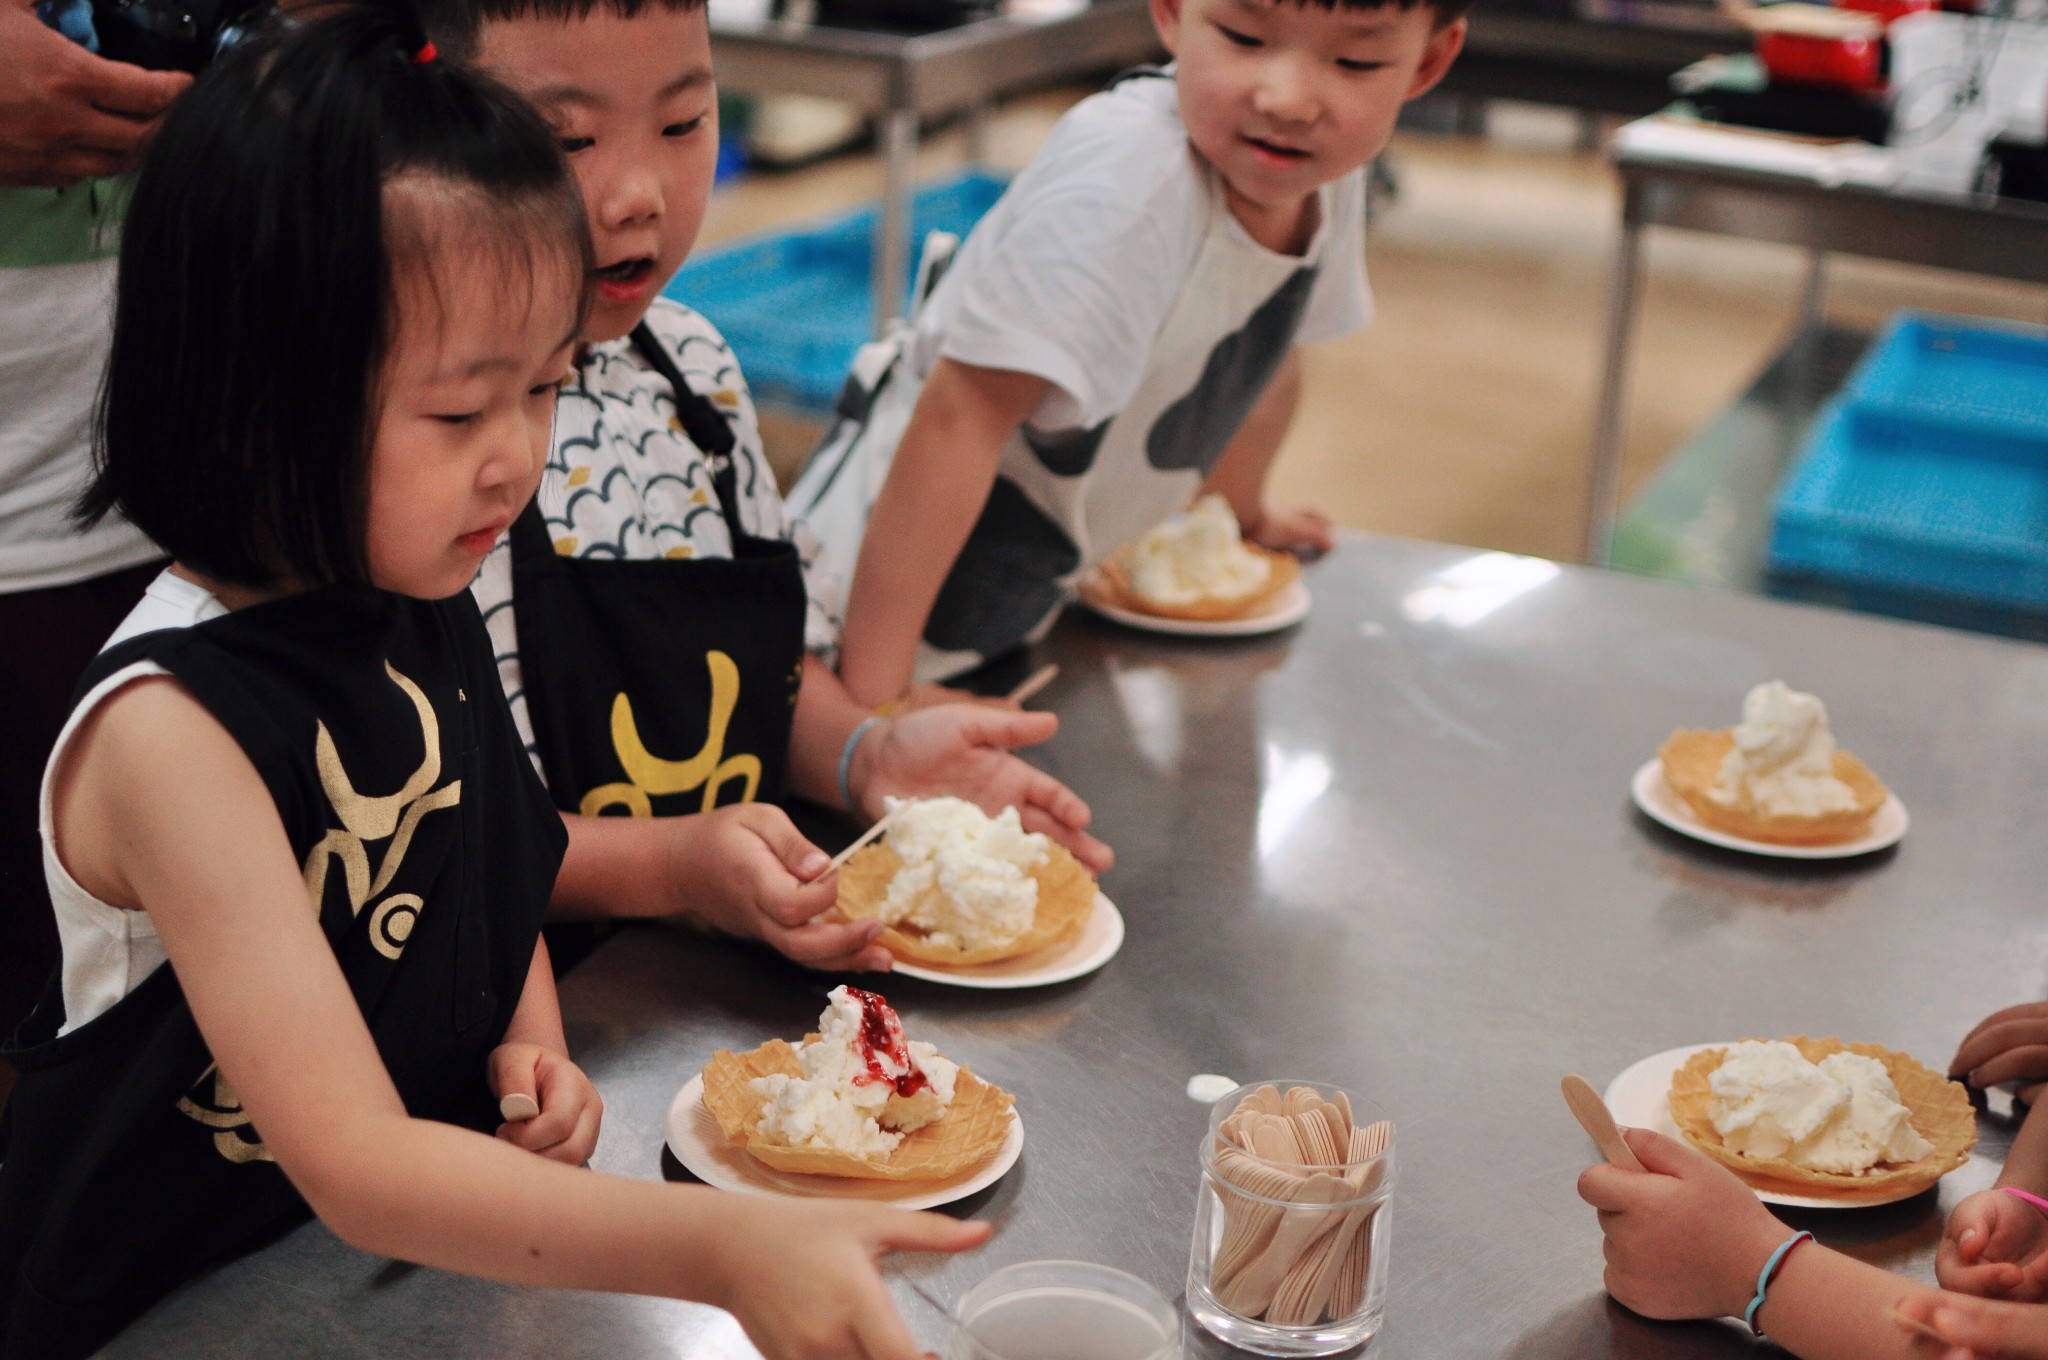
top-left (412, 40), bottom-right (437, 64)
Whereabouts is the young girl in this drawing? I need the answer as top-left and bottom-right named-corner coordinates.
top-left (0, 11), bottom-right (983, 1358)
top-left (1580, 1006), bottom-right (2048, 1360)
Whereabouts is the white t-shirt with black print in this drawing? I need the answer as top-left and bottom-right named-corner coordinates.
top-left (471, 298), bottom-right (842, 771)
top-left (794, 71), bottom-right (1371, 676)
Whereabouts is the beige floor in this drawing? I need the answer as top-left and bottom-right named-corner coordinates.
top-left (700, 93), bottom-right (2048, 563)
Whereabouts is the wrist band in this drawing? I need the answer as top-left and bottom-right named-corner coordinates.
top-left (837, 716), bottom-right (883, 812)
top-left (2001, 1187), bottom-right (2048, 1218)
top-left (1745, 1230), bottom-right (1814, 1336)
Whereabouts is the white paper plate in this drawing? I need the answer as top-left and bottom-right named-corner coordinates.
top-left (885, 893), bottom-right (1124, 989)
top-left (1078, 576), bottom-right (1310, 638)
top-left (1603, 1043), bottom-right (1939, 1209)
top-left (1630, 759), bottom-right (1908, 859)
top-left (665, 1074), bottom-right (1024, 1210)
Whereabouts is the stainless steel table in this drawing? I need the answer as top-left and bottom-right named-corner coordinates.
top-left (110, 531), bottom-right (2048, 1358)
top-left (1584, 134), bottom-right (2048, 566)
top-left (710, 0), bottom-right (1161, 334)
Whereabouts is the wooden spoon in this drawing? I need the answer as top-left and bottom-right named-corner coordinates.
top-left (1561, 1074), bottom-right (1644, 1172)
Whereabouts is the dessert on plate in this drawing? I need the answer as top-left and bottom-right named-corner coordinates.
top-left (1659, 680), bottom-right (1888, 845)
top-left (1667, 1036), bottom-right (1973, 1198)
top-left (701, 985), bottom-right (1015, 1180)
top-left (835, 796), bottom-right (1096, 967)
top-left (1087, 494), bottom-right (1300, 622)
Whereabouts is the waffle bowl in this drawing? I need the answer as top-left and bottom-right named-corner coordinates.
top-left (1667, 1036), bottom-right (1974, 1199)
top-left (1086, 543), bottom-right (1300, 623)
top-left (835, 839), bottom-right (1096, 967)
top-left (701, 1037), bottom-right (1016, 1181)
top-left (1659, 729), bottom-right (1888, 846)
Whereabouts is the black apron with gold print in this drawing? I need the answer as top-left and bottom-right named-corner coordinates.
top-left (509, 322), bottom-right (806, 823)
top-left (0, 586), bottom-right (564, 1360)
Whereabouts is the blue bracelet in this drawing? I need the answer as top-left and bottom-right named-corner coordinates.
top-left (1744, 1230), bottom-right (1813, 1335)
top-left (837, 716), bottom-right (884, 812)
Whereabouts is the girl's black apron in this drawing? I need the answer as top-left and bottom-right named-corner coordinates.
top-left (510, 323), bottom-right (806, 824)
top-left (0, 586), bottom-right (565, 1360)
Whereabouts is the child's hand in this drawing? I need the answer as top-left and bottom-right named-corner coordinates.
top-left (1576, 1127), bottom-right (1789, 1321)
top-left (1953, 1003), bottom-right (2048, 1090)
top-left (855, 706), bottom-right (1114, 873)
top-left (713, 1198), bottom-right (992, 1360)
top-left (1894, 1290), bottom-right (2048, 1359)
top-left (889, 682), bottom-right (1018, 715)
top-left (1245, 504), bottom-right (1334, 558)
top-left (670, 803), bottom-right (890, 972)
top-left (488, 1043), bottom-right (603, 1166)
top-left (1941, 1191), bottom-right (2048, 1300)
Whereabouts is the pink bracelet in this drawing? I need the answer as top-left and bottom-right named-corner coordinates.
top-left (1999, 1187), bottom-right (2048, 1218)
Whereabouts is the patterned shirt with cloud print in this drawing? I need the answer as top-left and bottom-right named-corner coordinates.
top-left (470, 297), bottom-right (844, 771)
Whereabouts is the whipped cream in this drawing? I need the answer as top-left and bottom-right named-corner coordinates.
top-left (751, 986), bottom-right (958, 1156)
top-left (1127, 494), bottom-right (1272, 607)
top-left (1712, 681), bottom-right (1859, 817)
top-left (877, 796), bottom-right (1049, 952)
top-left (1706, 1040), bottom-right (1934, 1176)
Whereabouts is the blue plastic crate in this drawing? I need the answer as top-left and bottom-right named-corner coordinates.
top-left (1770, 396), bottom-right (2048, 611)
top-left (665, 170), bottom-right (1009, 412)
top-left (1843, 311), bottom-right (2048, 451)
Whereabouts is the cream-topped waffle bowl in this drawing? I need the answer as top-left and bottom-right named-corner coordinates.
top-left (1667, 1036), bottom-right (1973, 1199)
top-left (835, 797), bottom-right (1098, 969)
top-left (1604, 1040), bottom-right (1974, 1208)
top-left (668, 987), bottom-right (1021, 1209)
top-left (1656, 681), bottom-right (1890, 847)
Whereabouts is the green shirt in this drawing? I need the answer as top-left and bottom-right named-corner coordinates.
top-left (0, 178), bottom-right (128, 271)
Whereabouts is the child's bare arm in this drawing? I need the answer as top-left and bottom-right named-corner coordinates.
top-left (1580, 1127), bottom-right (1939, 1360)
top-left (489, 937), bottom-right (603, 1164)
top-left (787, 654), bottom-right (1113, 871)
top-left (837, 357), bottom-right (1049, 708)
top-left (552, 807), bottom-right (886, 970)
top-left (59, 679), bottom-right (986, 1358)
top-left (1199, 348), bottom-right (1331, 556)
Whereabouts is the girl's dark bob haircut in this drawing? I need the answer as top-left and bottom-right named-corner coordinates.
top-left (81, 4), bottom-right (593, 591)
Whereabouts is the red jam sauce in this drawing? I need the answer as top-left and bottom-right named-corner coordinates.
top-left (845, 987), bottom-right (931, 1097)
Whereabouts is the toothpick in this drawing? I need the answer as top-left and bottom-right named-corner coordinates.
top-left (1006, 663), bottom-right (1059, 705)
top-left (1889, 1306), bottom-right (1949, 1346)
top-left (822, 805), bottom-right (900, 876)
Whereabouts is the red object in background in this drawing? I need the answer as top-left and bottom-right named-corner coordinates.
top-left (1757, 27), bottom-right (1886, 93)
top-left (1836, 0), bottom-right (1935, 21)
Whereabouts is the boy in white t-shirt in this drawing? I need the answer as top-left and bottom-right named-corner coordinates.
top-left (792, 0), bottom-right (1467, 704)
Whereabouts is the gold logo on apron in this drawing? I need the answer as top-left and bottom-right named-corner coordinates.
top-left (300, 662), bottom-right (462, 957)
top-left (578, 649), bottom-right (762, 817)
top-left (177, 1066), bottom-right (273, 1164)
top-left (182, 665), bottom-right (461, 1163)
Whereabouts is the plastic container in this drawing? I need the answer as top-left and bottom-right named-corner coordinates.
top-left (1756, 27), bottom-right (1884, 92)
top-left (666, 170), bottom-right (1008, 411)
top-left (1768, 312), bottom-right (2048, 613)
top-left (949, 1262), bottom-right (1177, 1360)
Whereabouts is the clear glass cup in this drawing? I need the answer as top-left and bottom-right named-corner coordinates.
top-left (949, 1260), bottom-right (1178, 1360)
top-left (1186, 1080), bottom-right (1394, 1357)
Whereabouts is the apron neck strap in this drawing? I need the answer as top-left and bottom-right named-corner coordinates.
top-left (627, 321), bottom-right (745, 537)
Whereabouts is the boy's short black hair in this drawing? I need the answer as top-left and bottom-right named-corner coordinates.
top-left (81, 5), bottom-right (592, 591)
top-left (416, 0), bottom-right (707, 64)
top-left (1286, 0), bottom-right (1473, 24)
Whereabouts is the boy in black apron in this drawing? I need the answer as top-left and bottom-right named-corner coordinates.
top-left (434, 0), bottom-right (1114, 975)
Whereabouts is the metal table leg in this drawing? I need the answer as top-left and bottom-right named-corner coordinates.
top-left (1584, 186), bottom-right (1645, 567)
top-left (875, 105), bottom-right (920, 336)
top-left (963, 97), bottom-right (992, 165)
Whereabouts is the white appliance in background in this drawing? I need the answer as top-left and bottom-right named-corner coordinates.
top-left (1886, 9), bottom-right (2048, 190)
